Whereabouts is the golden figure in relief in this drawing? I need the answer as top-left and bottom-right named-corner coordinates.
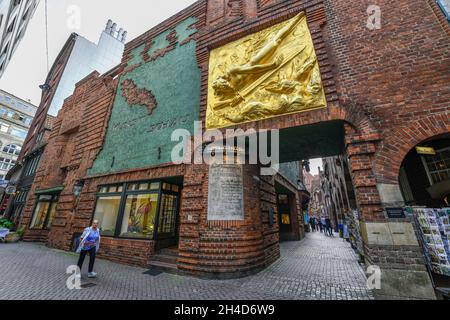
top-left (206, 12), bottom-right (327, 129)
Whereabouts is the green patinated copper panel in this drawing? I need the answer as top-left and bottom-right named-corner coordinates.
top-left (88, 17), bottom-right (200, 176)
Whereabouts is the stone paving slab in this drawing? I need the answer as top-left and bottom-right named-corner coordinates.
top-left (0, 232), bottom-right (374, 300)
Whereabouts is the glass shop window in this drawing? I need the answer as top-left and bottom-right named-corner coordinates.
top-left (120, 193), bottom-right (158, 239)
top-left (93, 195), bottom-right (121, 237)
top-left (93, 181), bottom-right (180, 240)
top-left (30, 194), bottom-right (59, 230)
top-left (157, 193), bottom-right (178, 236)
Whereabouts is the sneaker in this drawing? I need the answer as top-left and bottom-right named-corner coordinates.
top-left (87, 272), bottom-right (97, 278)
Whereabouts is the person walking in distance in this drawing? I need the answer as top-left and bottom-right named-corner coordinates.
top-left (76, 220), bottom-right (101, 278)
top-left (318, 219), bottom-right (323, 233)
top-left (325, 218), bottom-right (334, 237)
top-left (309, 217), bottom-right (316, 232)
top-left (321, 217), bottom-right (327, 235)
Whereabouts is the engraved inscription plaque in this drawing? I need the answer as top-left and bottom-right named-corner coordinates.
top-left (208, 164), bottom-right (244, 221)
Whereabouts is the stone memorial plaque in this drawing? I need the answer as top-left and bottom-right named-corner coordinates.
top-left (208, 164), bottom-right (244, 221)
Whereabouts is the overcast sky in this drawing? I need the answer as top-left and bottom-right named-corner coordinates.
top-left (0, 0), bottom-right (197, 105)
top-left (309, 158), bottom-right (323, 176)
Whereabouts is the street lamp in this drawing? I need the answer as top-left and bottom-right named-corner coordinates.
top-left (73, 180), bottom-right (84, 198)
top-left (39, 83), bottom-right (51, 91)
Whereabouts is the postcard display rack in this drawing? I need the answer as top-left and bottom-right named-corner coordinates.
top-left (414, 207), bottom-right (450, 276)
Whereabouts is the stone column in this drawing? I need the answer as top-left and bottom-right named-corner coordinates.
top-left (178, 163), bottom-right (273, 278)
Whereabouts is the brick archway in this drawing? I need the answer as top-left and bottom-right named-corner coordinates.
top-left (374, 113), bottom-right (450, 185)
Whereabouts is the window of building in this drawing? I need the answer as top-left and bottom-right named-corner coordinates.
top-left (0, 122), bottom-right (9, 133)
top-left (10, 127), bottom-right (27, 139)
top-left (92, 195), bottom-right (121, 236)
top-left (120, 193), bottom-right (158, 239)
top-left (157, 193), bottom-right (178, 236)
top-left (30, 194), bottom-right (59, 230)
top-left (10, 189), bottom-right (29, 220)
top-left (3, 144), bottom-right (21, 155)
top-left (93, 181), bottom-right (179, 240)
top-left (422, 147), bottom-right (450, 185)
top-left (0, 157), bottom-right (16, 170)
top-left (24, 153), bottom-right (40, 176)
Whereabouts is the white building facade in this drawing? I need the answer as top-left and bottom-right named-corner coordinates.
top-left (47, 20), bottom-right (126, 116)
top-left (0, 0), bottom-right (39, 78)
top-left (0, 89), bottom-right (36, 182)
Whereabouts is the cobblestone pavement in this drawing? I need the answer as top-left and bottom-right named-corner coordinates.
top-left (0, 232), bottom-right (374, 300)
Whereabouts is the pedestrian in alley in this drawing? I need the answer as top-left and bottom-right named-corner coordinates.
top-left (321, 217), bottom-right (327, 235)
top-left (309, 217), bottom-right (316, 232)
top-left (325, 218), bottom-right (333, 237)
top-left (318, 219), bottom-right (323, 233)
top-left (76, 220), bottom-right (101, 278)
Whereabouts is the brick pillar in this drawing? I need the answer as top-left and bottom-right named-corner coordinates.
top-left (345, 124), bottom-right (435, 299)
top-left (178, 163), bottom-right (276, 278)
top-left (345, 124), bottom-right (384, 222)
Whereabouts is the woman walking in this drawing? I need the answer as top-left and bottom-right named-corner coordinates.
top-left (76, 220), bottom-right (101, 278)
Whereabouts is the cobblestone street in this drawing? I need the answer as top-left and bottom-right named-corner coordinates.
top-left (0, 232), bottom-right (374, 300)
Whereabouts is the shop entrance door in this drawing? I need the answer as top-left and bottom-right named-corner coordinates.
top-left (155, 188), bottom-right (180, 250)
top-left (277, 193), bottom-right (294, 241)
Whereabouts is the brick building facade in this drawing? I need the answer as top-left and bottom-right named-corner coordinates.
top-left (18, 0), bottom-right (449, 299)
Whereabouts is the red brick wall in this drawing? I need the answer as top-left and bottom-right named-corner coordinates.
top-left (20, 35), bottom-right (77, 160)
top-left (179, 165), bottom-right (271, 276)
top-left (76, 164), bottom-right (187, 267)
top-left (21, 70), bottom-right (119, 244)
top-left (323, 0), bottom-right (450, 185)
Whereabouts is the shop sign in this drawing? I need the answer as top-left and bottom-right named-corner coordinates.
top-left (416, 146), bottom-right (436, 155)
top-left (386, 207), bottom-right (406, 219)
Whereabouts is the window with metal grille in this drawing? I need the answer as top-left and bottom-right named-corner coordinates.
top-left (422, 147), bottom-right (450, 185)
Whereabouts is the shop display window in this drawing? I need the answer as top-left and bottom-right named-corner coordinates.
top-left (120, 193), bottom-right (158, 239)
top-left (93, 196), bottom-right (121, 236)
top-left (92, 180), bottom-right (180, 240)
top-left (30, 194), bottom-right (59, 230)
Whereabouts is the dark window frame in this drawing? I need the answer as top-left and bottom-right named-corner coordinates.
top-left (29, 193), bottom-right (59, 230)
top-left (91, 179), bottom-right (181, 241)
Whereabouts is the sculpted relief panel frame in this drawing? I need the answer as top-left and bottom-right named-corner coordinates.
top-left (206, 12), bottom-right (327, 129)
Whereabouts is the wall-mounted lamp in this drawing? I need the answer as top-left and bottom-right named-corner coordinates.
top-left (39, 83), bottom-right (51, 91)
top-left (73, 180), bottom-right (85, 198)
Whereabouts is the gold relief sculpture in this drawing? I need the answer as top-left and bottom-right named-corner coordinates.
top-left (206, 12), bottom-right (327, 129)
